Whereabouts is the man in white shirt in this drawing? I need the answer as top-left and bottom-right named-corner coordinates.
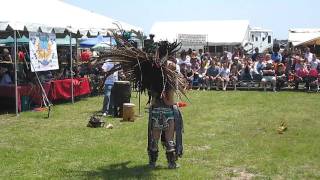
top-left (218, 63), bottom-right (230, 91)
top-left (253, 54), bottom-right (266, 80)
top-left (102, 59), bottom-right (118, 116)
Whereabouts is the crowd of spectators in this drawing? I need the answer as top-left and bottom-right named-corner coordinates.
top-left (176, 46), bottom-right (320, 92)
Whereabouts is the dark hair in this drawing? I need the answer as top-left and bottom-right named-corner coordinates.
top-left (180, 50), bottom-right (186, 57)
top-left (273, 44), bottom-right (280, 52)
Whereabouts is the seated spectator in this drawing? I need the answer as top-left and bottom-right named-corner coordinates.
top-left (184, 64), bottom-right (194, 89)
top-left (287, 70), bottom-right (295, 88)
top-left (253, 54), bottom-right (266, 81)
top-left (271, 44), bottom-right (282, 63)
top-left (195, 61), bottom-right (207, 90)
top-left (218, 63), bottom-right (230, 91)
top-left (285, 52), bottom-right (294, 76)
top-left (220, 56), bottom-right (229, 65)
top-left (202, 52), bottom-right (212, 63)
top-left (221, 51), bottom-right (232, 64)
top-left (202, 56), bottom-right (211, 69)
top-left (190, 52), bottom-right (200, 87)
top-left (261, 61), bottom-right (276, 92)
top-left (179, 62), bottom-right (187, 75)
top-left (251, 47), bottom-right (259, 62)
top-left (177, 50), bottom-right (190, 66)
top-left (190, 52), bottom-right (200, 72)
top-left (265, 53), bottom-right (272, 62)
top-left (240, 61), bottom-right (253, 82)
top-left (1, 48), bottom-right (13, 63)
top-left (275, 63), bottom-right (286, 91)
top-left (205, 61), bottom-right (221, 90)
top-left (211, 56), bottom-right (219, 64)
top-left (294, 56), bottom-right (304, 72)
top-left (281, 49), bottom-right (290, 65)
top-left (0, 67), bottom-right (12, 85)
top-left (232, 48), bottom-right (240, 60)
top-left (294, 62), bottom-right (308, 90)
top-left (306, 64), bottom-right (319, 91)
top-left (197, 49), bottom-right (204, 61)
top-left (232, 57), bottom-right (243, 72)
top-left (304, 47), bottom-right (313, 63)
top-left (310, 54), bottom-right (320, 70)
top-left (232, 47), bottom-right (244, 61)
top-left (80, 49), bottom-right (91, 62)
top-left (39, 70), bottom-right (53, 83)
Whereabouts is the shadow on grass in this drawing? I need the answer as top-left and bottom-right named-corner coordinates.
top-left (75, 161), bottom-right (156, 179)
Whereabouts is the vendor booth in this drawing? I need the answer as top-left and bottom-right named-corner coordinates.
top-left (0, 24), bottom-right (91, 114)
top-left (0, 0), bottom-right (143, 115)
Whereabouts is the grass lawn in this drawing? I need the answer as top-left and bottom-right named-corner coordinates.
top-left (0, 91), bottom-right (320, 179)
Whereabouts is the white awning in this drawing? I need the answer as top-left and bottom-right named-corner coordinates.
top-left (288, 28), bottom-right (320, 46)
top-left (0, 0), bottom-right (142, 36)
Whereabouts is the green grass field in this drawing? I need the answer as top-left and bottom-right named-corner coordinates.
top-left (0, 91), bottom-right (320, 179)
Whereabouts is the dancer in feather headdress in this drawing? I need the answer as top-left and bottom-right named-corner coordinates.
top-left (97, 31), bottom-right (188, 169)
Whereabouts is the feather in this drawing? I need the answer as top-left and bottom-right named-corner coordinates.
top-left (94, 29), bottom-right (189, 100)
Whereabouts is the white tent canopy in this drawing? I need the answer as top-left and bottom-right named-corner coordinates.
top-left (0, 0), bottom-right (142, 36)
top-left (0, 0), bottom-right (142, 115)
top-left (150, 20), bottom-right (250, 45)
top-left (288, 28), bottom-right (320, 46)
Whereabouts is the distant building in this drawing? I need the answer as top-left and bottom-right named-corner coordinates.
top-left (244, 27), bottom-right (273, 53)
top-left (150, 20), bottom-right (273, 54)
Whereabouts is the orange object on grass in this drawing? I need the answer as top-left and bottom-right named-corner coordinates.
top-left (176, 102), bottom-right (187, 107)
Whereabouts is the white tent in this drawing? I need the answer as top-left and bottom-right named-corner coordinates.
top-left (0, 0), bottom-right (142, 35)
top-left (288, 28), bottom-right (320, 46)
top-left (150, 20), bottom-right (250, 46)
top-left (0, 0), bottom-right (142, 116)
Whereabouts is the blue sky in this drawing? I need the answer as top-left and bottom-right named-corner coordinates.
top-left (65, 0), bottom-right (320, 39)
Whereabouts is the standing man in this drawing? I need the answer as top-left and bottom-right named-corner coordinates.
top-left (147, 60), bottom-right (184, 169)
top-left (102, 59), bottom-right (118, 116)
top-left (97, 34), bottom-right (186, 170)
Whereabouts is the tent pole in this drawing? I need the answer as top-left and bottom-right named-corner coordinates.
top-left (75, 37), bottom-right (78, 62)
top-left (70, 32), bottom-right (74, 104)
top-left (14, 30), bottom-right (19, 116)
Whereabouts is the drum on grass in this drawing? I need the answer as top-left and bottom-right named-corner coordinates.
top-left (122, 103), bottom-right (135, 121)
top-left (112, 81), bottom-right (131, 117)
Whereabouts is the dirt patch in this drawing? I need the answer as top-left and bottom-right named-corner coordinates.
top-left (224, 167), bottom-right (256, 180)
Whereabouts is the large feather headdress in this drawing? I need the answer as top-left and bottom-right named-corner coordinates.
top-left (97, 30), bottom-right (188, 100)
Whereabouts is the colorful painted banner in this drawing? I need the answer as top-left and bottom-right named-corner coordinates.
top-left (29, 32), bottom-right (59, 72)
